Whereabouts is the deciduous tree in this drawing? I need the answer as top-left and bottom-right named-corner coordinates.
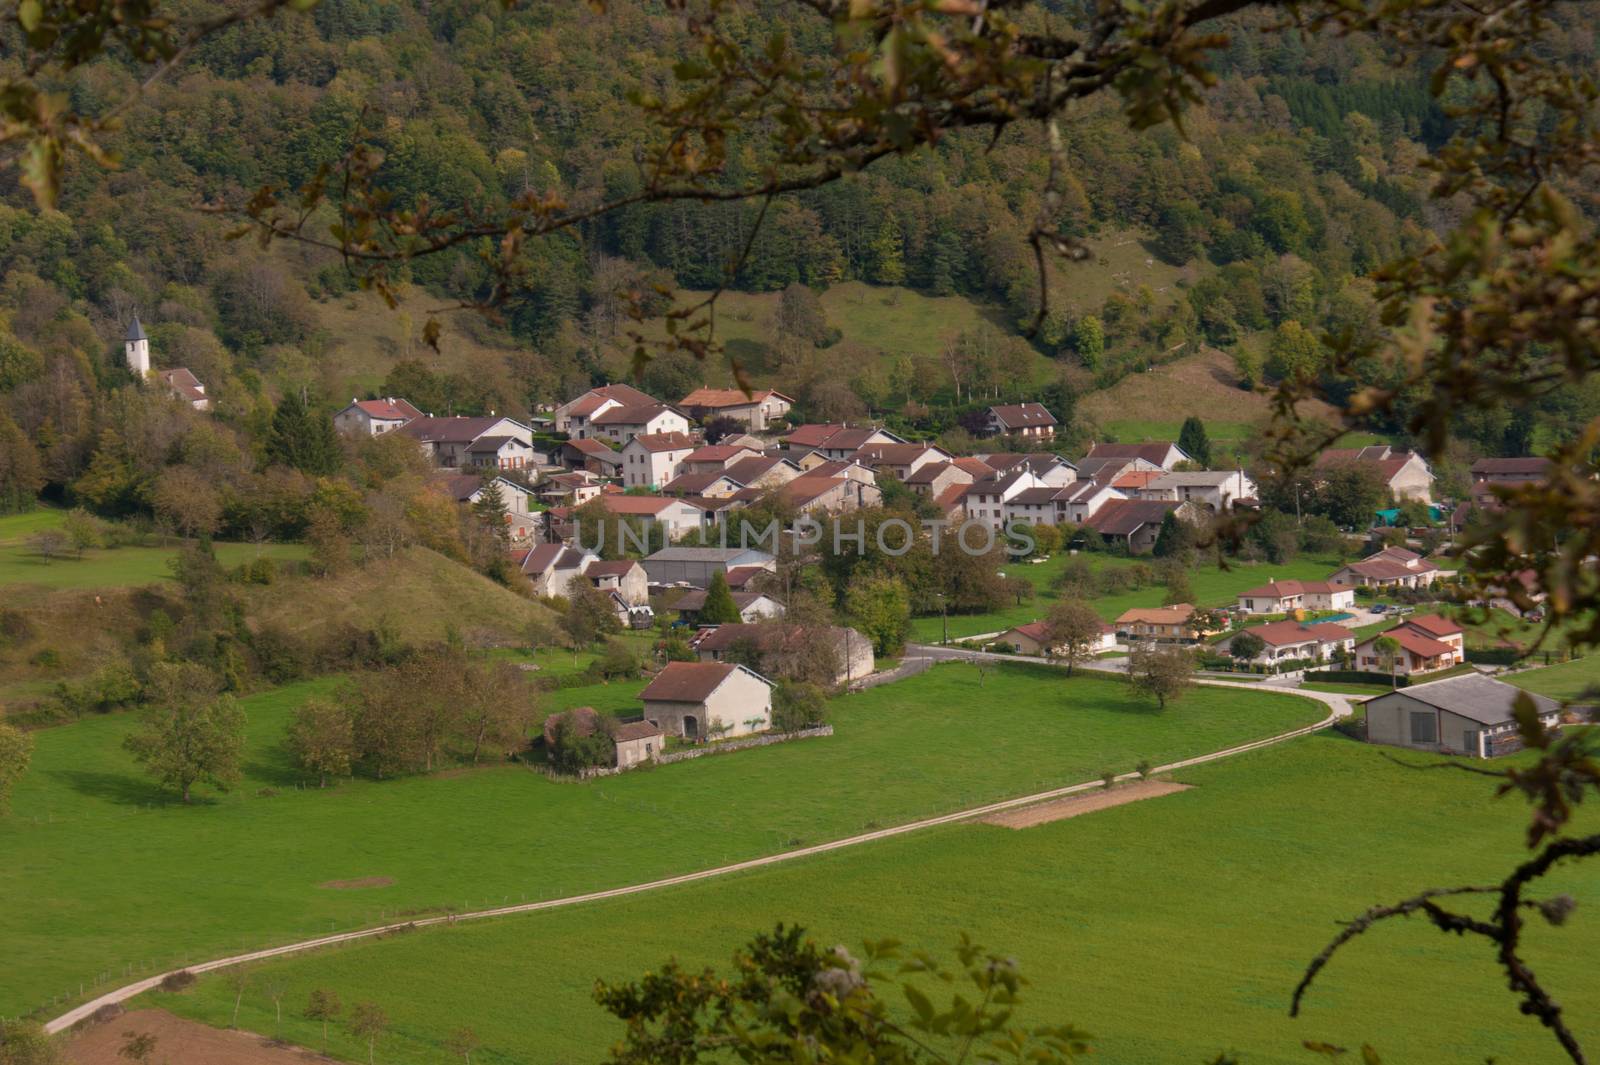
top-left (286, 699), bottom-right (356, 787)
top-left (1128, 644), bottom-right (1196, 710)
top-left (122, 663), bottom-right (245, 803)
top-left (304, 990), bottom-right (342, 1054)
top-left (0, 723), bottom-right (33, 816)
top-left (1043, 600), bottom-right (1104, 677)
top-left (349, 1003), bottom-right (387, 1065)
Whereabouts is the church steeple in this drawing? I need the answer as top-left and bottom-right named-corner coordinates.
top-left (124, 316), bottom-right (150, 377)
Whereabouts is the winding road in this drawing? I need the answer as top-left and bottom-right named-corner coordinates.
top-left (45, 662), bottom-right (1352, 1036)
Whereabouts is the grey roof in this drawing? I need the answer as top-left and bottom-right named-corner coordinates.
top-left (126, 316), bottom-right (147, 341)
top-left (646, 546), bottom-right (773, 563)
top-left (1375, 673), bottom-right (1561, 726)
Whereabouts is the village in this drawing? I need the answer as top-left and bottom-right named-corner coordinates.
top-left (317, 354), bottom-right (1578, 771)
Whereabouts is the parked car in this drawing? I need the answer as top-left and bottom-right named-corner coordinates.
top-left (1371, 603), bottom-right (1388, 613)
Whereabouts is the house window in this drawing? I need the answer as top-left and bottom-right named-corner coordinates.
top-left (1409, 712), bottom-right (1437, 744)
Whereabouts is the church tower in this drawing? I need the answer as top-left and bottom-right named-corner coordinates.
top-left (124, 316), bottom-right (150, 377)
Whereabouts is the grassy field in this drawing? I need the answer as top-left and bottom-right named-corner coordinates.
top-left (1510, 654), bottom-right (1600, 701)
top-left (0, 511), bottom-right (306, 596)
top-left (148, 733), bottom-right (1600, 1065)
top-left (0, 662), bottom-right (1323, 1016)
top-left (913, 552), bottom-right (1345, 642)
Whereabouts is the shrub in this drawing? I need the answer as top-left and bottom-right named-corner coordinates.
top-left (27, 647), bottom-right (61, 669)
top-left (0, 608), bottom-right (35, 649)
top-left (773, 681), bottom-right (829, 732)
top-left (160, 970), bottom-right (197, 992)
top-left (250, 625), bottom-right (311, 683)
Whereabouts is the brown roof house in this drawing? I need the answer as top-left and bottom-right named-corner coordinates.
top-left (691, 622), bottom-right (875, 687)
top-left (1083, 442), bottom-right (1192, 471)
top-left (335, 396), bottom-right (422, 435)
top-left (1236, 580), bottom-right (1357, 615)
top-left (679, 387), bottom-right (795, 430)
top-left (1352, 615), bottom-right (1466, 676)
top-left (1315, 444), bottom-right (1435, 504)
top-left (1001, 620), bottom-right (1117, 656)
top-left (983, 403), bottom-right (1057, 440)
top-left (553, 383), bottom-right (658, 437)
top-left (1115, 604), bottom-right (1226, 643)
top-left (512, 543), bottom-right (597, 599)
top-left (612, 719), bottom-right (666, 768)
top-left (639, 661), bottom-right (774, 741)
top-left (1082, 498), bottom-right (1201, 554)
top-left (1328, 546), bottom-right (1442, 590)
top-left (1364, 673), bottom-right (1561, 758)
top-left (1221, 620), bottom-right (1356, 669)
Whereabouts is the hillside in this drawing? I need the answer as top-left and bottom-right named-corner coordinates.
top-left (245, 546), bottom-right (549, 648)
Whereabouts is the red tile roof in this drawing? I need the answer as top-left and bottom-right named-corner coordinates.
top-left (680, 387), bottom-right (791, 409)
top-left (1242, 620), bottom-right (1354, 647)
top-left (351, 397), bottom-right (421, 421)
top-left (1239, 579), bottom-right (1342, 598)
top-left (1085, 498), bottom-right (1179, 536)
top-left (629, 431), bottom-right (698, 453)
top-left (592, 403), bottom-right (682, 426)
top-left (1403, 614), bottom-right (1463, 638)
top-left (988, 403), bottom-right (1057, 429)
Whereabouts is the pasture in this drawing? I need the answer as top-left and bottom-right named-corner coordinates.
top-left (0, 662), bottom-right (1322, 1015)
top-left (150, 733), bottom-right (1600, 1065)
top-left (910, 552), bottom-right (1346, 642)
top-left (0, 511), bottom-right (306, 596)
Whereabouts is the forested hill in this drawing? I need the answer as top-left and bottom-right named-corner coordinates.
top-left (1, 0), bottom-right (1597, 496)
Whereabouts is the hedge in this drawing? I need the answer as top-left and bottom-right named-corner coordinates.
top-left (1305, 669), bottom-right (1410, 688)
top-left (1465, 648), bottom-right (1524, 666)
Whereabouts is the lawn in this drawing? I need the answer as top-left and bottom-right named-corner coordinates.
top-left (911, 552), bottom-right (1345, 642)
top-left (0, 510), bottom-right (306, 595)
top-left (1510, 654), bottom-right (1600, 701)
top-left (0, 662), bottom-right (1323, 1016)
top-left (149, 734), bottom-right (1600, 1065)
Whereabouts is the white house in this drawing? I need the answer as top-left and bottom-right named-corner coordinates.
top-left (512, 543), bottom-right (597, 599)
top-left (982, 453), bottom-right (1078, 487)
top-left (1236, 580), bottom-right (1357, 615)
top-left (1222, 620), bottom-right (1355, 668)
top-left (983, 403), bottom-right (1057, 440)
top-left (156, 368), bottom-right (211, 411)
top-left (854, 442), bottom-right (953, 481)
top-left (590, 404), bottom-right (693, 445)
top-left (673, 588), bottom-right (786, 623)
top-left (679, 388), bottom-right (795, 430)
top-left (335, 397), bottom-right (423, 436)
top-left (434, 473), bottom-right (532, 514)
top-left (1143, 469), bottom-right (1257, 511)
top-left (597, 494), bottom-right (705, 539)
top-left (1329, 546), bottom-right (1442, 589)
top-left (1083, 442), bottom-right (1192, 472)
top-left (399, 415), bottom-right (535, 468)
top-left (781, 424), bottom-right (904, 460)
top-left (1315, 445), bottom-right (1436, 504)
top-left (963, 469), bottom-right (1047, 529)
top-left (1352, 616), bottom-right (1466, 676)
top-left (466, 434), bottom-right (539, 471)
top-left (639, 661), bottom-right (774, 740)
top-left (1050, 479), bottom-right (1125, 525)
top-left (622, 431), bottom-right (699, 489)
top-left (553, 383), bottom-right (657, 437)
top-left (681, 443), bottom-right (762, 475)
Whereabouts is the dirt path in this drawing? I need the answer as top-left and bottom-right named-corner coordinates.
top-left (983, 780), bottom-right (1191, 828)
top-left (66, 1010), bottom-right (324, 1065)
top-left (45, 670), bottom-right (1342, 1037)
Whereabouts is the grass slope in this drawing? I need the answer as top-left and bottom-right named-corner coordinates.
top-left (0, 511), bottom-right (305, 599)
top-left (911, 552), bottom-right (1345, 642)
top-left (1511, 654), bottom-right (1600, 701)
top-left (150, 734), bottom-right (1600, 1065)
top-left (0, 663), bottom-right (1322, 1015)
top-left (243, 547), bottom-right (546, 647)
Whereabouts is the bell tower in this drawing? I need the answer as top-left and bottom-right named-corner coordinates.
top-left (124, 316), bottom-right (150, 377)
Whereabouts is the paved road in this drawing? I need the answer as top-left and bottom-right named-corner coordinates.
top-left (45, 659), bottom-right (1346, 1035)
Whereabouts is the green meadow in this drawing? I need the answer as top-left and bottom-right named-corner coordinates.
top-left (151, 733), bottom-right (1600, 1065)
top-left (1512, 653), bottom-right (1600, 701)
top-left (0, 510), bottom-right (306, 595)
top-left (0, 662), bottom-right (1322, 1015)
top-left (912, 552), bottom-right (1346, 642)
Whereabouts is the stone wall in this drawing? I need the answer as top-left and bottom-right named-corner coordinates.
top-left (542, 726), bottom-right (834, 780)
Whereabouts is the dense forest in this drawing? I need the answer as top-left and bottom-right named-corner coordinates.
top-left (2, 0), bottom-right (1599, 526)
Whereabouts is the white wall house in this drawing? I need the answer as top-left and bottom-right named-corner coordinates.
top-left (639, 661), bottom-right (774, 741)
top-left (1144, 470), bottom-right (1257, 511)
top-left (1236, 580), bottom-right (1357, 615)
top-left (335, 397), bottom-right (423, 435)
top-left (622, 432), bottom-right (698, 489)
top-left (591, 404), bottom-right (693, 445)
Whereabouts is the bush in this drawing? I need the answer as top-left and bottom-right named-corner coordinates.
top-left (773, 681), bottom-right (829, 731)
top-left (250, 625), bottom-right (311, 683)
top-left (27, 647), bottom-right (61, 669)
top-left (1466, 647), bottom-right (1523, 666)
top-left (1305, 669), bottom-right (1410, 688)
top-left (160, 969), bottom-right (197, 992)
top-left (0, 608), bottom-right (35, 649)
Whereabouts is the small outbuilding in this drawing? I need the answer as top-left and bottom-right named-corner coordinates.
top-left (612, 719), bottom-right (665, 768)
top-left (1363, 673), bottom-right (1561, 757)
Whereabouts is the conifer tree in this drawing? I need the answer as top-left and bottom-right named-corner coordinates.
top-left (699, 569), bottom-right (743, 624)
top-left (268, 390), bottom-right (341, 475)
top-left (1178, 416), bottom-right (1213, 468)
